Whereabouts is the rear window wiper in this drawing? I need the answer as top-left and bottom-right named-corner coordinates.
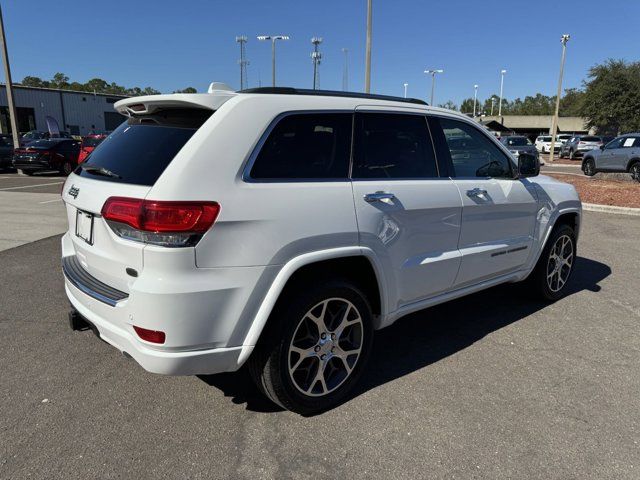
top-left (80, 164), bottom-right (122, 179)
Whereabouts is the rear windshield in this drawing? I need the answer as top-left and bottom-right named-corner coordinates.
top-left (541, 136), bottom-right (551, 141)
top-left (82, 136), bottom-right (105, 148)
top-left (580, 136), bottom-right (600, 142)
top-left (75, 108), bottom-right (212, 185)
top-left (505, 137), bottom-right (531, 146)
top-left (27, 140), bottom-right (60, 150)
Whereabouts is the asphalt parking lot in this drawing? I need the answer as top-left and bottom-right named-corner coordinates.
top-left (1, 173), bottom-right (639, 479)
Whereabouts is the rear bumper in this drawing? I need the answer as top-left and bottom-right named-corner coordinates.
top-left (13, 158), bottom-right (54, 170)
top-left (61, 232), bottom-right (269, 375)
top-left (66, 282), bottom-right (245, 375)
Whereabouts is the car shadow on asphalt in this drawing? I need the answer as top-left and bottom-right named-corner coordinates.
top-left (198, 256), bottom-right (611, 415)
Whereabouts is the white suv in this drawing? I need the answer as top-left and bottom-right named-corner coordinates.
top-left (61, 86), bottom-right (582, 414)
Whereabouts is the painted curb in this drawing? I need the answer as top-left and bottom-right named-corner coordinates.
top-left (583, 203), bottom-right (640, 216)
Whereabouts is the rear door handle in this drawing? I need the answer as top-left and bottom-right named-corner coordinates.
top-left (466, 188), bottom-right (488, 198)
top-left (364, 191), bottom-right (395, 203)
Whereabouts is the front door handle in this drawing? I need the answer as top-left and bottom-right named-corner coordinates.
top-left (466, 188), bottom-right (488, 198)
top-left (364, 191), bottom-right (395, 203)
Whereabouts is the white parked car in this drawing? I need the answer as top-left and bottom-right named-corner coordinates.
top-left (535, 135), bottom-right (562, 153)
top-left (61, 86), bottom-right (582, 414)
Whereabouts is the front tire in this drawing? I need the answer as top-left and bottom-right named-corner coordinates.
top-left (528, 224), bottom-right (577, 301)
top-left (249, 279), bottom-right (374, 415)
top-left (583, 158), bottom-right (596, 176)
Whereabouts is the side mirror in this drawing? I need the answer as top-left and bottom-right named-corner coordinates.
top-left (518, 152), bottom-right (540, 178)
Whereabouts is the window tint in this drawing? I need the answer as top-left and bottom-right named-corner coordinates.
top-left (605, 137), bottom-right (625, 149)
top-left (580, 136), bottom-right (601, 142)
top-left (437, 117), bottom-right (513, 178)
top-left (352, 113), bottom-right (437, 179)
top-left (77, 108), bottom-right (212, 186)
top-left (250, 113), bottom-right (352, 180)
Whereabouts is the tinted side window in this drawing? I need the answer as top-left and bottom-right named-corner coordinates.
top-left (250, 113), bottom-right (352, 180)
top-left (606, 137), bottom-right (625, 149)
top-left (352, 113), bottom-right (437, 179)
top-left (436, 117), bottom-right (513, 178)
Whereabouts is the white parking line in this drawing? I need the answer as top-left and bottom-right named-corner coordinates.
top-left (39, 198), bottom-right (62, 204)
top-left (0, 181), bottom-right (63, 191)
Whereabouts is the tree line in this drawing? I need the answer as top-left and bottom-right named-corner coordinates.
top-left (18, 72), bottom-right (197, 96)
top-left (441, 59), bottom-right (640, 135)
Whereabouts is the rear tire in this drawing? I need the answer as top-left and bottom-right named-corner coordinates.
top-left (630, 162), bottom-right (640, 182)
top-left (248, 278), bottom-right (374, 415)
top-left (61, 160), bottom-right (74, 176)
top-left (583, 158), bottom-right (596, 176)
top-left (527, 224), bottom-right (576, 302)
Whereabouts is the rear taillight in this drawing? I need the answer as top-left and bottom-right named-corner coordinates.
top-left (133, 326), bottom-right (165, 344)
top-left (578, 141), bottom-right (585, 145)
top-left (101, 197), bottom-right (220, 247)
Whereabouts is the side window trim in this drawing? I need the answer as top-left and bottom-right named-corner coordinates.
top-left (429, 114), bottom-right (517, 180)
top-left (350, 110), bottom-right (442, 181)
top-left (242, 109), bottom-right (354, 183)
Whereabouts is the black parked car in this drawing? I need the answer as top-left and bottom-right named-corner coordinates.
top-left (0, 134), bottom-right (14, 170)
top-left (13, 138), bottom-right (80, 175)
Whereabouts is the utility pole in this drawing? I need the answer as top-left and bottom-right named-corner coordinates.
top-left (403, 83), bottom-right (408, 98)
top-left (341, 48), bottom-right (349, 91)
top-left (364, 0), bottom-right (372, 93)
top-left (491, 96), bottom-right (496, 116)
top-left (311, 37), bottom-right (322, 90)
top-left (0, 4), bottom-right (19, 147)
top-left (424, 69), bottom-right (443, 105)
top-left (257, 35), bottom-right (289, 87)
top-left (548, 34), bottom-right (570, 163)
top-left (498, 69), bottom-right (506, 117)
top-left (473, 84), bottom-right (479, 117)
top-left (236, 36), bottom-right (249, 90)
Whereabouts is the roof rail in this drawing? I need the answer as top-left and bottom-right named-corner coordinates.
top-left (238, 87), bottom-right (428, 106)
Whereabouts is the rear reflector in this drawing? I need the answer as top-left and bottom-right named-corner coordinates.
top-left (133, 326), bottom-right (166, 344)
top-left (101, 197), bottom-right (220, 247)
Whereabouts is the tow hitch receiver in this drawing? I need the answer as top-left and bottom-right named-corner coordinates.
top-left (68, 309), bottom-right (90, 331)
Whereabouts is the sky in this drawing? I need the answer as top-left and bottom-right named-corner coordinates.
top-left (3, 0), bottom-right (640, 105)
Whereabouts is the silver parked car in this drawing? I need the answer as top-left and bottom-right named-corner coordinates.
top-left (559, 135), bottom-right (603, 159)
top-left (582, 134), bottom-right (640, 181)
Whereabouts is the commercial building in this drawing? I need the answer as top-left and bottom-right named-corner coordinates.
top-left (478, 115), bottom-right (594, 139)
top-left (0, 84), bottom-right (128, 136)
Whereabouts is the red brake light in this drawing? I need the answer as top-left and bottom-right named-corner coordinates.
top-left (101, 197), bottom-right (220, 247)
top-left (133, 326), bottom-right (166, 344)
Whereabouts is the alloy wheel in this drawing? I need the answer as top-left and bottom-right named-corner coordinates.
top-left (287, 298), bottom-right (363, 397)
top-left (546, 234), bottom-right (574, 293)
top-left (631, 163), bottom-right (640, 181)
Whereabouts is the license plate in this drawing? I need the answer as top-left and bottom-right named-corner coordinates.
top-left (75, 209), bottom-right (94, 245)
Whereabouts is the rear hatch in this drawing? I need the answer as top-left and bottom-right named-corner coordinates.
top-left (62, 104), bottom-right (215, 292)
top-left (578, 136), bottom-right (601, 149)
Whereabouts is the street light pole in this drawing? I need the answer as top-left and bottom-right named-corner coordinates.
top-left (0, 4), bottom-right (19, 147)
top-left (403, 83), bottom-right (408, 98)
top-left (424, 69), bottom-right (443, 105)
top-left (364, 0), bottom-right (372, 93)
top-left (473, 84), bottom-right (478, 117)
top-left (236, 36), bottom-right (249, 90)
top-left (257, 35), bottom-right (289, 87)
top-left (498, 69), bottom-right (506, 117)
top-left (491, 96), bottom-right (496, 116)
top-left (311, 37), bottom-right (322, 90)
top-left (549, 34), bottom-right (570, 163)
top-left (341, 48), bottom-right (349, 91)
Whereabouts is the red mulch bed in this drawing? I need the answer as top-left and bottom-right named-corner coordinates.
top-left (546, 173), bottom-right (640, 208)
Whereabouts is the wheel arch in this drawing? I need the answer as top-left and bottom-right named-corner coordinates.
top-left (237, 247), bottom-right (386, 366)
top-left (626, 157), bottom-right (640, 172)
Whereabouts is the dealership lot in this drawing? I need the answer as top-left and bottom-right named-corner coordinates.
top-left (1, 175), bottom-right (639, 479)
